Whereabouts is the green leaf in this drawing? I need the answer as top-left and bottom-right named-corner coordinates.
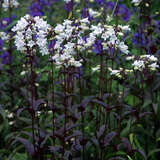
top-left (3, 20), bottom-right (18, 31)
top-left (120, 119), bottom-right (131, 137)
top-left (12, 153), bottom-right (27, 160)
top-left (127, 155), bottom-right (133, 160)
top-left (147, 148), bottom-right (160, 158)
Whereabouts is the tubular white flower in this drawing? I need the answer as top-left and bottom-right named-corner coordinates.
top-left (12, 14), bottom-right (51, 55)
top-left (132, 60), bottom-right (145, 71)
top-left (0, 32), bottom-right (9, 41)
top-left (52, 18), bottom-right (91, 68)
top-left (131, 0), bottom-right (141, 5)
top-left (2, 0), bottom-right (19, 11)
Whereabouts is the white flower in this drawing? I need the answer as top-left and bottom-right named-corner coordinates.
top-left (132, 60), bottom-right (145, 70)
top-left (118, 42), bottom-right (129, 54)
top-left (106, 15), bottom-right (112, 22)
top-left (2, 0), bottom-right (19, 11)
top-left (80, 18), bottom-right (90, 24)
top-left (64, 0), bottom-right (72, 3)
top-left (131, 0), bottom-right (141, 6)
top-left (148, 55), bottom-right (158, 62)
top-left (92, 65), bottom-right (100, 72)
top-left (110, 69), bottom-right (120, 75)
top-left (91, 25), bottom-right (104, 35)
top-left (89, 8), bottom-right (100, 17)
top-left (0, 32), bottom-right (9, 40)
top-left (118, 25), bottom-right (131, 31)
top-left (126, 56), bottom-right (135, 60)
top-left (148, 62), bottom-right (159, 70)
top-left (20, 71), bottom-right (26, 76)
top-left (12, 15), bottom-right (50, 55)
top-left (12, 17), bottom-right (28, 32)
top-left (55, 24), bottom-right (65, 33)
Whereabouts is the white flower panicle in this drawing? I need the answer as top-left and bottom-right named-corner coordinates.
top-left (109, 54), bottom-right (159, 79)
top-left (2, 0), bottom-right (19, 11)
top-left (127, 54), bottom-right (159, 71)
top-left (132, 60), bottom-right (145, 71)
top-left (52, 18), bottom-right (91, 68)
top-left (12, 14), bottom-right (51, 55)
top-left (87, 24), bottom-right (130, 54)
top-left (52, 18), bottom-right (130, 68)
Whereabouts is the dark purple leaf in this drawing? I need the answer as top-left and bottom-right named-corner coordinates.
top-left (139, 112), bottom-right (152, 118)
top-left (134, 149), bottom-right (147, 160)
top-left (97, 125), bottom-right (106, 138)
top-left (15, 137), bottom-right (35, 156)
top-left (90, 137), bottom-right (99, 147)
top-left (92, 99), bottom-right (107, 108)
top-left (104, 132), bottom-right (117, 146)
top-left (121, 137), bottom-right (132, 152)
top-left (33, 99), bottom-right (46, 111)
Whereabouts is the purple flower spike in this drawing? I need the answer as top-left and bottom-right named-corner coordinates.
top-left (132, 32), bottom-right (146, 46)
top-left (105, 1), bottom-right (132, 22)
top-left (96, 0), bottom-right (105, 5)
top-left (30, 2), bottom-right (44, 17)
top-left (94, 40), bottom-right (103, 54)
top-left (0, 17), bottom-right (15, 30)
top-left (0, 40), bottom-right (4, 51)
top-left (0, 52), bottom-right (12, 64)
top-left (81, 8), bottom-right (93, 21)
top-left (65, 1), bottom-right (74, 12)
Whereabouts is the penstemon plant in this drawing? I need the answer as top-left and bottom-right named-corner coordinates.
top-left (0, 0), bottom-right (160, 160)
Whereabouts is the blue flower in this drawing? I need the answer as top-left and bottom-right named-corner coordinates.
top-left (65, 1), bottom-right (74, 12)
top-left (30, 2), bottom-right (44, 16)
top-left (0, 16), bottom-right (15, 30)
top-left (132, 32), bottom-right (146, 46)
top-left (96, 0), bottom-right (105, 5)
top-left (105, 1), bottom-right (132, 22)
top-left (0, 52), bottom-right (12, 64)
top-left (0, 40), bottom-right (4, 52)
top-left (94, 40), bottom-right (103, 54)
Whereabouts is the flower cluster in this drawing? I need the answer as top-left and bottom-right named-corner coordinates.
top-left (52, 17), bottom-right (130, 68)
top-left (2, 0), bottom-right (19, 11)
top-left (0, 32), bottom-right (9, 41)
top-left (86, 24), bottom-right (130, 54)
top-left (130, 55), bottom-right (159, 71)
top-left (52, 18), bottom-right (90, 68)
top-left (108, 55), bottom-right (159, 79)
top-left (30, 0), bottom-right (50, 17)
top-left (109, 67), bottom-right (133, 79)
top-left (12, 14), bottom-right (51, 55)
